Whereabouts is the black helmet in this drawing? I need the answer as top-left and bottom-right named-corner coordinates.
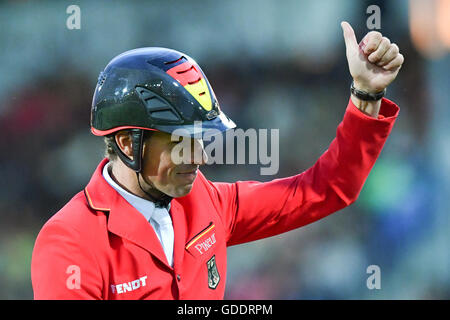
top-left (91, 47), bottom-right (236, 172)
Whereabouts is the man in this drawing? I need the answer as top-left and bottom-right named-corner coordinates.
top-left (31, 22), bottom-right (403, 299)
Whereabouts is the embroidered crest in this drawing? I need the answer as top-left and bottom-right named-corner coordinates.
top-left (206, 255), bottom-right (220, 289)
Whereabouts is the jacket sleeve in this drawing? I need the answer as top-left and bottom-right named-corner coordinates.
top-left (31, 219), bottom-right (103, 300)
top-left (208, 97), bottom-right (399, 246)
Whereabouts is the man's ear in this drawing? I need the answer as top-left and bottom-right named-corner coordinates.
top-left (114, 130), bottom-right (134, 159)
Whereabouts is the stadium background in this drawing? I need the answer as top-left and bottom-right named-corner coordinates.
top-left (0, 0), bottom-right (448, 299)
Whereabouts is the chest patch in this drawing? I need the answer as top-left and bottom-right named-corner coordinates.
top-left (186, 223), bottom-right (216, 258)
top-left (206, 255), bottom-right (220, 289)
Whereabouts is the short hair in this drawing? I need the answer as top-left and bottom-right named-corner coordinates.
top-left (103, 130), bottom-right (154, 161)
top-left (103, 134), bottom-right (118, 161)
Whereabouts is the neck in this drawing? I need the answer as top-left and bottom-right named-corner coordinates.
top-left (109, 159), bottom-right (165, 202)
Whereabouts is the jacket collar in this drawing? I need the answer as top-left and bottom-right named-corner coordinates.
top-left (101, 161), bottom-right (169, 222)
top-left (84, 158), bottom-right (186, 270)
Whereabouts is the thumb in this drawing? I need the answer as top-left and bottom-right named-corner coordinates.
top-left (341, 21), bottom-right (358, 54)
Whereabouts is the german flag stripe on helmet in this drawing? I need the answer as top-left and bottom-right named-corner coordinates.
top-left (166, 61), bottom-right (212, 111)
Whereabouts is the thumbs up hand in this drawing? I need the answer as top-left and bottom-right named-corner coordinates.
top-left (341, 21), bottom-right (404, 94)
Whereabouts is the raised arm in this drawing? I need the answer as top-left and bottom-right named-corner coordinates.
top-left (209, 22), bottom-right (403, 246)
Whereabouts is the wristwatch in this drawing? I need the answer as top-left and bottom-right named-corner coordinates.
top-left (350, 82), bottom-right (386, 101)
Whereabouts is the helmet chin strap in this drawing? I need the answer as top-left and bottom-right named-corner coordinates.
top-left (135, 172), bottom-right (172, 208)
top-left (112, 128), bottom-right (172, 208)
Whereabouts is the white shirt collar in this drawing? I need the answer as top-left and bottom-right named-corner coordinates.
top-left (102, 162), bottom-right (170, 222)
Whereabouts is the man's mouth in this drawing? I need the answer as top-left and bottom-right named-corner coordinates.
top-left (176, 167), bottom-right (199, 175)
top-left (176, 168), bottom-right (198, 183)
top-left (178, 171), bottom-right (197, 175)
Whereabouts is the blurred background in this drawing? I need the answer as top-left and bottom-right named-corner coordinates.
top-left (0, 0), bottom-right (449, 299)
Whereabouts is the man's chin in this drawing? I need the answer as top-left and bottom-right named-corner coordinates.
top-left (168, 182), bottom-right (195, 199)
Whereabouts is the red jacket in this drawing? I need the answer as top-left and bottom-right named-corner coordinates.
top-left (31, 98), bottom-right (399, 299)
